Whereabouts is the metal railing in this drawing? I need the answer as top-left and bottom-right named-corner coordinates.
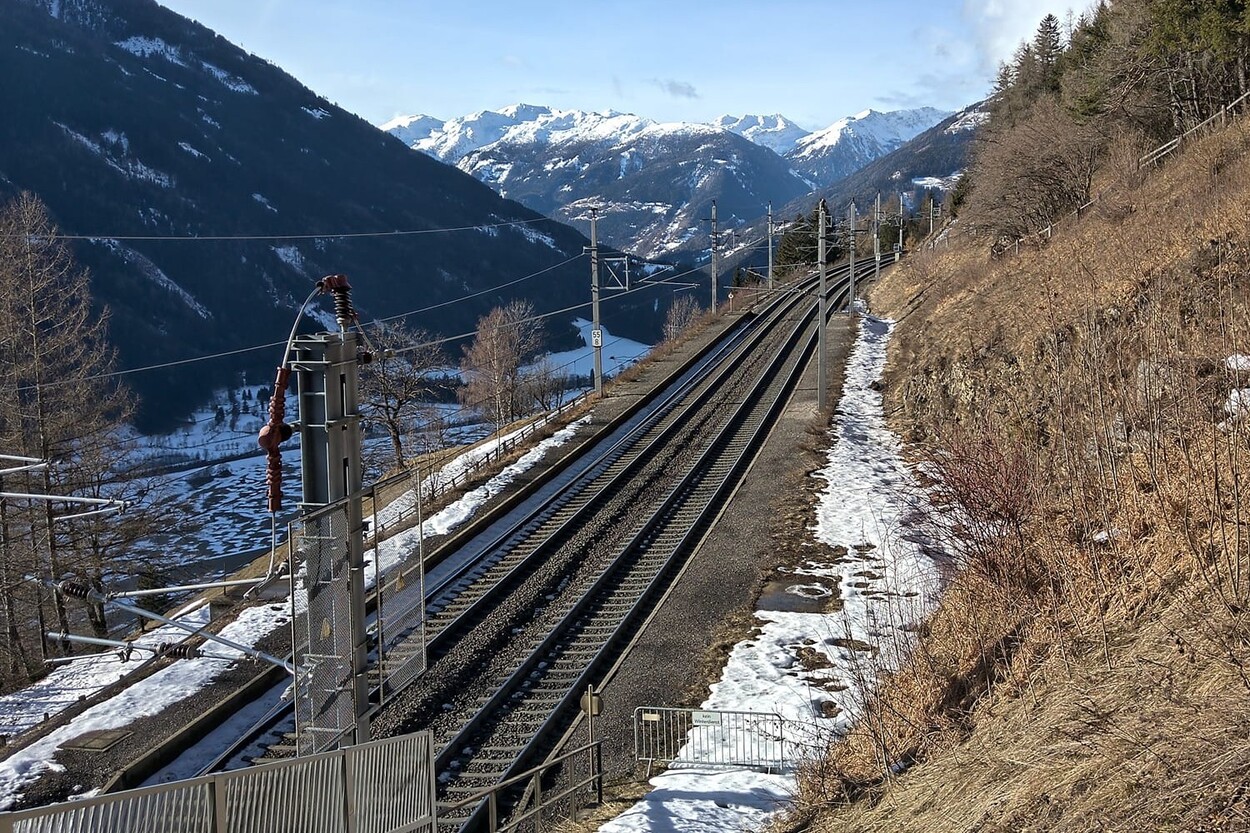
top-left (633, 707), bottom-right (788, 777)
top-left (0, 731), bottom-right (437, 833)
top-left (928, 90), bottom-right (1250, 256)
top-left (371, 396), bottom-right (588, 539)
top-left (436, 741), bottom-right (602, 833)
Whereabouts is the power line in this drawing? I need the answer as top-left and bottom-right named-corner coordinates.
top-left (17, 253), bottom-right (591, 390)
top-left (16, 215), bottom-right (559, 243)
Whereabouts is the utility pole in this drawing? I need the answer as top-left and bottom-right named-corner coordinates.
top-left (710, 199), bottom-right (719, 310)
top-left (818, 199), bottom-right (828, 406)
top-left (897, 191), bottom-right (905, 261)
top-left (291, 277), bottom-right (370, 749)
top-left (848, 201), bottom-right (857, 313)
top-left (873, 192), bottom-right (882, 282)
top-left (590, 209), bottom-right (603, 395)
top-left (766, 202), bottom-right (774, 291)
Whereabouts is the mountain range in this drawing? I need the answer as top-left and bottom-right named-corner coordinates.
top-left (382, 105), bottom-right (952, 258)
top-left (0, 0), bottom-right (669, 429)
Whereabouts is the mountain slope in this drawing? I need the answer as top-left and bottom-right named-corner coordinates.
top-left (812, 100), bottom-right (987, 209)
top-left (0, 0), bottom-right (662, 429)
top-left (714, 114), bottom-right (810, 155)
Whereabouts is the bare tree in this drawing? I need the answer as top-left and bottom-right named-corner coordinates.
top-left (0, 193), bottom-right (139, 669)
top-left (962, 98), bottom-right (1106, 245)
top-left (663, 294), bottom-right (702, 342)
top-left (359, 322), bottom-right (444, 470)
top-left (459, 300), bottom-right (544, 428)
top-left (522, 357), bottom-right (569, 412)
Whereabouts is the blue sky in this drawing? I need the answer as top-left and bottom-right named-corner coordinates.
top-left (157, 1), bottom-right (1090, 130)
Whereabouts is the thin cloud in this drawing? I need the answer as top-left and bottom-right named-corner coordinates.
top-left (651, 78), bottom-right (700, 100)
top-left (961, 1), bottom-right (1093, 74)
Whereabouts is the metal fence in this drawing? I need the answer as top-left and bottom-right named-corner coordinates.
top-left (633, 707), bottom-right (788, 775)
top-left (371, 398), bottom-right (586, 539)
top-left (0, 731), bottom-right (437, 833)
top-left (928, 90), bottom-right (1250, 256)
top-left (291, 502), bottom-right (356, 755)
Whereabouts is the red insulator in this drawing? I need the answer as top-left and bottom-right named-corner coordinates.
top-left (258, 366), bottom-right (293, 513)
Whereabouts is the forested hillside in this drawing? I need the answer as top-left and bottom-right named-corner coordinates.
top-left (798, 2), bottom-right (1250, 830)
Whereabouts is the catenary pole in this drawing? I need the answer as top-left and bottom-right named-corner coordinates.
top-left (848, 201), bottom-right (857, 312)
top-left (710, 199), bottom-right (718, 310)
top-left (591, 208), bottom-right (602, 395)
top-left (766, 202), bottom-right (774, 290)
top-left (818, 199), bottom-right (828, 406)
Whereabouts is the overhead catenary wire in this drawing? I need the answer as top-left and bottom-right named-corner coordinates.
top-left (14, 252), bottom-right (590, 390)
top-left (7, 215), bottom-right (559, 243)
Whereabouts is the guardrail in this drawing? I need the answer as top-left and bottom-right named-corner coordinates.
top-left (633, 707), bottom-right (788, 777)
top-left (927, 90), bottom-right (1250, 256)
top-left (0, 730), bottom-right (437, 833)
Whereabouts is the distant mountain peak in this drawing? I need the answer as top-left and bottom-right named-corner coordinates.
top-left (714, 114), bottom-right (809, 155)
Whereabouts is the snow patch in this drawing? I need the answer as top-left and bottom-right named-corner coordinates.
top-left (90, 239), bottom-right (211, 319)
top-left (178, 141), bottom-right (209, 160)
top-left (200, 61), bottom-right (257, 95)
top-left (270, 245), bottom-right (306, 273)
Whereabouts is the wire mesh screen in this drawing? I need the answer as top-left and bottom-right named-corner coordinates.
top-left (291, 502), bottom-right (355, 755)
top-left (375, 549), bottom-right (426, 699)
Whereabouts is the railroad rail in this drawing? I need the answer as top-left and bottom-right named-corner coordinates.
top-left (154, 260), bottom-right (871, 825)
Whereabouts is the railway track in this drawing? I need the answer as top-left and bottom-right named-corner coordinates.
top-left (190, 261), bottom-right (870, 821)
top-left (367, 264), bottom-right (866, 829)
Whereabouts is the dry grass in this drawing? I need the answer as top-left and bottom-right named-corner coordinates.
top-left (788, 120), bottom-right (1250, 831)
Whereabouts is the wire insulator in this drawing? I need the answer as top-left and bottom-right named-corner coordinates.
top-left (57, 581), bottom-right (92, 600)
top-left (158, 643), bottom-right (201, 660)
top-left (316, 274), bottom-right (356, 331)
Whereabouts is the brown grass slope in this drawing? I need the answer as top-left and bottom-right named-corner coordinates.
top-left (792, 120), bottom-right (1250, 832)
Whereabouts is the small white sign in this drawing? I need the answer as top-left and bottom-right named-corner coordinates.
top-left (591, 329), bottom-right (603, 347)
top-left (691, 711), bottom-right (721, 727)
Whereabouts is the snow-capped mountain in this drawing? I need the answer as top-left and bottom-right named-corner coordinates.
top-left (388, 105), bottom-right (812, 258)
top-left (384, 104), bottom-right (951, 258)
top-left (378, 113), bottom-right (444, 149)
top-left (785, 107), bottom-right (951, 185)
top-left (714, 114), bottom-right (810, 155)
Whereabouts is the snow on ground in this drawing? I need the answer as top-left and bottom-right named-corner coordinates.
top-left (546, 320), bottom-right (651, 379)
top-left (599, 314), bottom-right (941, 832)
top-left (368, 417), bottom-right (590, 578)
top-left (0, 603), bottom-right (287, 809)
top-left (0, 412), bottom-right (591, 810)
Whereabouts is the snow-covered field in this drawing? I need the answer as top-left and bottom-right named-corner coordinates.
top-left (599, 313), bottom-right (942, 832)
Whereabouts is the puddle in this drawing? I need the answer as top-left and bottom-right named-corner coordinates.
top-left (758, 577), bottom-right (840, 613)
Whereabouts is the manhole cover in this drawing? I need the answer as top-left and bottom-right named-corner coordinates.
top-left (61, 729), bottom-right (132, 753)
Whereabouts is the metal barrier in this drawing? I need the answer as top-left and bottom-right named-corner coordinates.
top-left (0, 731), bottom-right (437, 833)
top-left (633, 707), bottom-right (788, 775)
top-left (290, 502), bottom-right (357, 755)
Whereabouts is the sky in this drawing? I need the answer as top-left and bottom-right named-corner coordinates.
top-left (155, 0), bottom-right (1092, 131)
